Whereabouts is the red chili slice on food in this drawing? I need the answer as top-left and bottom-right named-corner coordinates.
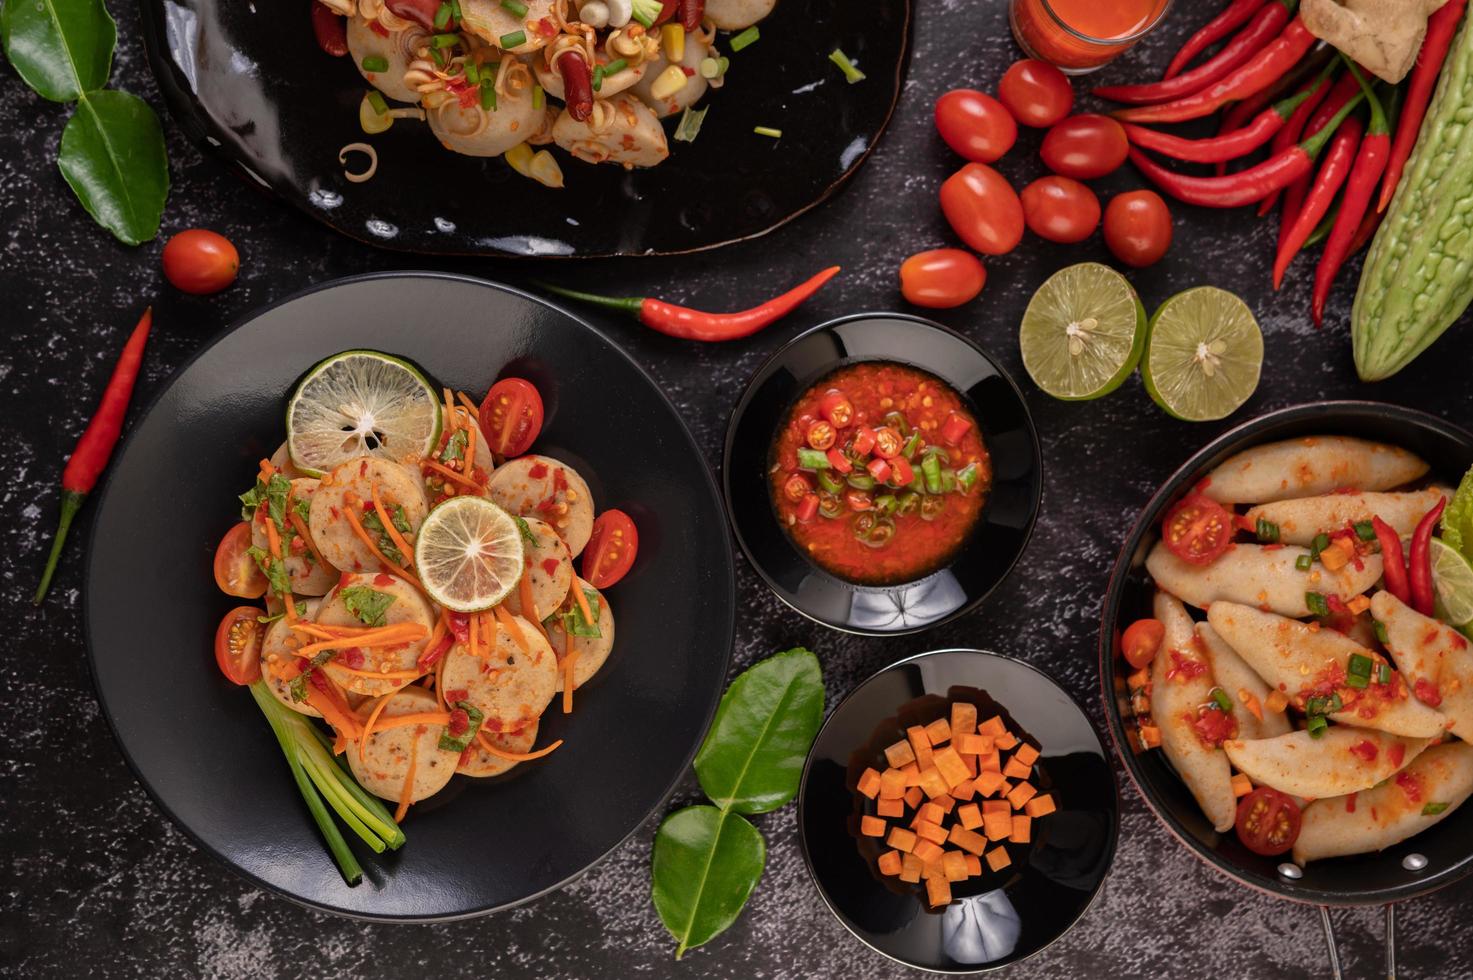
top-left (1162, 493), bottom-right (1234, 565)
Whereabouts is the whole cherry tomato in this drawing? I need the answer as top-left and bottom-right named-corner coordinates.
top-left (1104, 190), bottom-right (1173, 268)
top-left (162, 230), bottom-right (240, 295)
top-left (1020, 176), bottom-right (1100, 244)
top-left (1041, 114), bottom-right (1129, 179)
top-left (997, 59), bottom-right (1073, 128)
top-left (939, 164), bottom-right (1024, 256)
top-left (1121, 618), bottom-right (1165, 670)
top-left (934, 89), bottom-right (1017, 163)
top-left (899, 249), bottom-right (987, 308)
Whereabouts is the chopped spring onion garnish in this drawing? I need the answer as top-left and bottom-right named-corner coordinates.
top-left (629, 0), bottom-right (662, 27)
top-left (367, 90), bottom-right (389, 115)
top-left (431, 47), bottom-right (446, 66)
top-left (532, 83), bottom-right (545, 110)
top-left (592, 66), bottom-right (604, 91)
top-left (1354, 520), bottom-right (1377, 541)
top-left (1305, 590), bottom-right (1330, 618)
top-left (1347, 652), bottom-right (1373, 677)
top-left (432, 32), bottom-right (459, 47)
top-left (1310, 532), bottom-right (1331, 561)
top-left (1374, 618), bottom-right (1389, 644)
top-left (465, 60), bottom-right (480, 84)
top-left (604, 57), bottom-right (628, 75)
top-left (434, 1), bottom-right (452, 28)
top-left (481, 78), bottom-right (497, 110)
top-left (450, 0), bottom-right (462, 19)
top-left (699, 57), bottom-right (720, 78)
top-left (1210, 687), bottom-right (1232, 712)
top-left (1306, 692), bottom-right (1343, 716)
top-left (1306, 714), bottom-right (1328, 738)
top-left (828, 47), bottom-right (865, 83)
top-left (1255, 518), bottom-right (1280, 543)
top-left (753, 125), bottom-right (782, 139)
top-left (1376, 662), bottom-right (1391, 685)
top-left (730, 26), bottom-right (760, 51)
top-left (1296, 553), bottom-right (1313, 571)
top-left (361, 55), bottom-right (389, 72)
top-left (500, 29), bottom-right (527, 48)
top-left (1423, 802), bottom-right (1450, 816)
top-left (673, 105), bottom-right (708, 142)
top-left (501, 0), bottom-right (527, 13)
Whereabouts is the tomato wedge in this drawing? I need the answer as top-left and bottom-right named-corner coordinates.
top-left (1162, 494), bottom-right (1234, 565)
top-left (582, 510), bottom-right (638, 589)
top-left (1235, 787), bottom-right (1301, 856)
top-left (215, 606), bottom-right (264, 685)
top-left (1121, 618), bottom-right (1165, 670)
top-left (214, 521), bottom-right (268, 598)
top-left (479, 378), bottom-right (544, 457)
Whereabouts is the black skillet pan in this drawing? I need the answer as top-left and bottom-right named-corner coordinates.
top-left (1098, 402), bottom-right (1473, 977)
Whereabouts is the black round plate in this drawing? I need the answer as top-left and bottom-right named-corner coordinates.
top-left (82, 273), bottom-right (735, 919)
top-left (798, 649), bottom-right (1119, 973)
top-left (722, 314), bottom-right (1042, 636)
top-left (136, 0), bottom-right (910, 257)
top-left (1099, 402), bottom-right (1473, 906)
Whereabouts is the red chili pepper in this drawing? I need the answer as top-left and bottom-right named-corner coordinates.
top-left (678, 0), bottom-right (704, 32)
top-left (1379, 0), bottom-right (1466, 213)
top-left (1272, 69), bottom-right (1360, 226)
top-left (866, 457), bottom-right (892, 484)
top-left (1372, 515), bottom-right (1411, 605)
top-left (35, 308), bottom-right (153, 604)
top-left (939, 412), bottom-right (972, 445)
top-left (417, 632), bottom-right (453, 669)
top-left (1258, 65), bottom-right (1339, 215)
top-left (653, 0), bottom-right (678, 25)
top-left (1121, 82), bottom-right (1318, 165)
top-left (1273, 114), bottom-right (1362, 288)
top-left (1162, 0), bottom-right (1270, 80)
top-left (557, 51), bottom-right (594, 122)
top-left (1348, 203), bottom-right (1384, 254)
top-left (539, 266), bottom-right (840, 342)
top-left (795, 493), bottom-right (819, 523)
top-left (1409, 498), bottom-right (1447, 617)
top-left (310, 3), bottom-right (349, 56)
top-left (1111, 15), bottom-right (1316, 124)
top-left (1312, 65), bottom-right (1390, 326)
top-left (1211, 45), bottom-right (1335, 175)
top-left (1096, 0), bottom-right (1288, 104)
top-left (825, 448), bottom-right (853, 473)
top-left (889, 456), bottom-right (914, 487)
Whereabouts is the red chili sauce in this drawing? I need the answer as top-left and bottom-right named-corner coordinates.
top-left (769, 361), bottom-right (990, 586)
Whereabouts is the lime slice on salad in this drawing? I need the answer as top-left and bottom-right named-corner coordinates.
top-left (1142, 287), bottom-right (1263, 422)
top-left (1019, 262), bottom-right (1146, 401)
top-left (1431, 537), bottom-right (1473, 628)
top-left (286, 350), bottom-right (441, 477)
top-left (414, 496), bottom-right (525, 612)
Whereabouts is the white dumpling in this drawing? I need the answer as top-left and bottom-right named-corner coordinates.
top-left (347, 17), bottom-right (430, 103)
top-left (1146, 541), bottom-right (1383, 617)
top-left (459, 0), bottom-right (558, 53)
top-left (1223, 729), bottom-right (1428, 799)
top-left (551, 93), bottom-right (668, 168)
top-left (630, 33), bottom-right (710, 117)
top-left (427, 79), bottom-right (544, 157)
top-left (1200, 436), bottom-right (1429, 505)
top-left (705, 0), bottom-right (776, 31)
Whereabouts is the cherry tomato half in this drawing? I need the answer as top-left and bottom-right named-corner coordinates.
top-left (582, 509), bottom-right (639, 589)
top-left (934, 89), bottom-right (1017, 164)
top-left (998, 59), bottom-right (1073, 128)
top-left (479, 377), bottom-right (544, 457)
top-left (162, 230), bottom-right (239, 295)
top-left (1104, 190), bottom-right (1173, 269)
top-left (1162, 494), bottom-right (1233, 566)
top-left (1020, 176), bottom-right (1100, 244)
top-left (899, 248), bottom-right (987, 308)
top-left (939, 164), bottom-right (1024, 256)
top-left (213, 521), bottom-right (268, 598)
top-left (215, 606), bottom-right (264, 686)
top-left (1235, 787), bottom-right (1301, 856)
top-left (1041, 114), bottom-right (1128, 179)
top-left (1121, 618), bottom-right (1165, 670)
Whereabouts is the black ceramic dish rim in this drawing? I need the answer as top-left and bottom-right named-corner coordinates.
top-left (79, 270), bottom-right (737, 922)
top-left (133, 0), bottom-right (913, 259)
top-left (795, 647), bottom-right (1122, 974)
top-left (1097, 400), bottom-right (1473, 908)
top-left (720, 312), bottom-right (1044, 638)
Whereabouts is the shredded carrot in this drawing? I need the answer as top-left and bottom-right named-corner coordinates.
top-left (332, 730), bottom-right (350, 756)
top-left (417, 614), bottom-right (448, 670)
top-left (461, 409), bottom-right (479, 476)
top-left (469, 613), bottom-right (480, 660)
top-left (456, 391), bottom-right (481, 421)
top-left (263, 517), bottom-right (297, 623)
top-left (341, 505), bottom-right (424, 588)
top-left (370, 481), bottom-right (415, 570)
top-left (305, 684), bottom-right (363, 739)
top-left (290, 622), bottom-right (403, 639)
top-left (292, 624), bottom-right (428, 657)
top-left (442, 387), bottom-right (457, 428)
top-left (359, 693), bottom-right (394, 761)
top-left (1239, 689), bottom-right (1264, 721)
top-left (1265, 691), bottom-right (1289, 713)
top-left (287, 510), bottom-right (324, 569)
top-left (396, 733), bottom-right (422, 822)
top-left (476, 730), bottom-right (564, 762)
top-left (494, 605), bottom-right (528, 653)
top-left (258, 457), bottom-right (277, 481)
top-left (562, 650), bottom-right (579, 714)
top-left (423, 457), bottom-right (482, 491)
top-left (371, 711), bottom-right (452, 731)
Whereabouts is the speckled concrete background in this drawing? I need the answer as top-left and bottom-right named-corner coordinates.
top-left (4, 0), bottom-right (1473, 976)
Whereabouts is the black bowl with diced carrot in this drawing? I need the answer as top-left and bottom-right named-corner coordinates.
top-left (797, 649), bottom-right (1116, 973)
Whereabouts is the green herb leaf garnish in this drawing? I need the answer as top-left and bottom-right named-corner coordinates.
top-left (340, 586), bottom-right (396, 628)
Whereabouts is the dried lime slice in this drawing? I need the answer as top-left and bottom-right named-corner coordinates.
top-left (1142, 287), bottom-right (1263, 422)
top-left (414, 496), bottom-right (525, 612)
top-left (286, 350), bottom-right (441, 477)
top-left (1019, 262), bottom-right (1146, 401)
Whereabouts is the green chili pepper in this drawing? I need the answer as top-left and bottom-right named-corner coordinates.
top-left (846, 473), bottom-right (876, 491)
top-left (818, 494), bottom-right (844, 519)
top-left (796, 448), bottom-right (830, 470)
top-left (896, 491), bottom-right (920, 516)
top-left (921, 454), bottom-right (942, 494)
top-left (817, 470), bottom-right (844, 494)
top-left (939, 468), bottom-right (957, 493)
top-left (883, 411), bottom-right (910, 436)
top-left (874, 494), bottom-right (898, 517)
top-left (920, 494), bottom-right (945, 522)
top-left (902, 432), bottom-right (923, 459)
top-left (956, 463), bottom-right (980, 493)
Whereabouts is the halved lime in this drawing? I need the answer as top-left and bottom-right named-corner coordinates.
top-left (415, 496), bottom-right (525, 612)
top-left (1019, 262), bottom-right (1146, 401)
top-left (286, 350), bottom-right (441, 477)
top-left (1431, 537), bottom-right (1473, 628)
top-left (1142, 287), bottom-right (1263, 422)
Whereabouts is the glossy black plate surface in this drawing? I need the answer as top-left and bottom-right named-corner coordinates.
top-left (82, 273), bottom-right (735, 919)
top-left (722, 314), bottom-right (1042, 636)
top-left (1099, 402), bottom-right (1473, 906)
top-left (136, 0), bottom-right (910, 257)
top-left (798, 649), bottom-right (1118, 973)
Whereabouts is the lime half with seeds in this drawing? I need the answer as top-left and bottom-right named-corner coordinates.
top-left (286, 350), bottom-right (441, 477)
top-left (1142, 287), bottom-right (1263, 422)
top-left (415, 496), bottom-right (525, 612)
top-left (1431, 537), bottom-right (1473, 628)
top-left (1019, 262), bottom-right (1147, 401)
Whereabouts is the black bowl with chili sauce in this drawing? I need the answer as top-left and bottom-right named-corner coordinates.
top-left (724, 314), bottom-right (1041, 635)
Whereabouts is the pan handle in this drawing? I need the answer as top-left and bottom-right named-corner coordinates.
top-left (1319, 906), bottom-right (1344, 980)
top-left (1385, 903), bottom-right (1397, 980)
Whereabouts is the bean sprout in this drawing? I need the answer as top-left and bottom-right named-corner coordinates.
top-left (339, 142), bottom-right (378, 182)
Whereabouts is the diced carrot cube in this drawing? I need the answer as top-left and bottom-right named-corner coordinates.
top-left (919, 802), bottom-right (946, 825)
top-left (907, 726), bottom-right (934, 770)
top-left (925, 717), bottom-right (952, 746)
top-left (1138, 724), bottom-right (1162, 749)
top-left (885, 739), bottom-right (917, 768)
top-left (860, 815), bottom-right (887, 837)
top-left (974, 771), bottom-right (1007, 797)
top-left (982, 799), bottom-right (1010, 813)
top-left (1003, 757), bottom-right (1032, 780)
top-left (857, 767), bottom-right (882, 799)
top-left (1007, 782), bottom-right (1037, 809)
top-left (957, 802), bottom-right (983, 830)
top-left (877, 796), bottom-right (905, 818)
top-left (995, 780), bottom-right (1013, 798)
top-left (955, 733), bottom-right (994, 755)
top-left (933, 794), bottom-right (957, 814)
top-left (923, 855), bottom-right (945, 879)
top-left (901, 762), bottom-right (921, 786)
top-left (964, 853), bottom-right (982, 876)
top-left (912, 839), bottom-right (943, 864)
top-left (983, 812), bottom-right (1012, 840)
top-left (960, 752), bottom-right (978, 779)
top-left (877, 850), bottom-right (903, 876)
top-left (1013, 743), bottom-right (1040, 767)
top-left (948, 824), bottom-right (988, 855)
top-left (979, 750), bottom-right (1002, 773)
top-left (979, 716), bottom-right (1006, 736)
top-left (994, 732), bottom-right (1018, 751)
top-left (985, 847), bottom-right (1012, 872)
top-left (942, 850), bottom-right (968, 881)
top-left (951, 778), bottom-right (977, 801)
top-left (887, 826), bottom-right (917, 852)
top-left (919, 767), bottom-right (950, 799)
top-left (900, 852), bottom-right (923, 883)
top-left (926, 875), bottom-right (952, 907)
top-left (1010, 814), bottom-right (1032, 843)
top-left (1230, 773), bottom-right (1252, 797)
top-left (1347, 594), bottom-right (1372, 616)
top-left (879, 768), bottom-right (907, 800)
top-left (1024, 794), bottom-right (1056, 817)
top-left (915, 819), bottom-right (949, 845)
top-left (932, 746), bottom-right (971, 788)
top-left (903, 786), bottom-right (924, 808)
top-left (951, 701), bottom-right (978, 737)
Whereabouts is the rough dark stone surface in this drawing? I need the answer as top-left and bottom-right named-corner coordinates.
top-left (4, 1), bottom-right (1473, 977)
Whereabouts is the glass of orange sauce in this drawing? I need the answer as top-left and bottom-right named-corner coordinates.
top-left (1010, 0), bottom-right (1173, 74)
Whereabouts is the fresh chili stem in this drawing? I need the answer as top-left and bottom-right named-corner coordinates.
top-left (1273, 109), bottom-right (1363, 289)
top-left (1258, 61), bottom-right (1340, 215)
top-left (1311, 63), bottom-right (1391, 326)
top-left (1096, 0), bottom-right (1292, 105)
top-left (1163, 0), bottom-right (1270, 80)
top-left (35, 307), bottom-right (152, 604)
top-left (1372, 515), bottom-right (1411, 605)
top-left (1409, 498), bottom-right (1447, 617)
top-left (1121, 81), bottom-right (1319, 164)
top-left (1272, 66), bottom-right (1359, 234)
top-left (1378, 0), bottom-right (1466, 213)
top-left (538, 266), bottom-right (840, 342)
top-left (1110, 11), bottom-right (1314, 124)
